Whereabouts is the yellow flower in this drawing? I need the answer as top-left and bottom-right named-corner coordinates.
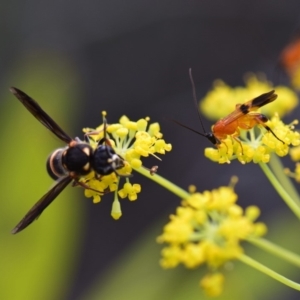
top-left (200, 74), bottom-right (298, 120)
top-left (157, 184), bottom-right (266, 296)
top-left (118, 182), bottom-right (141, 201)
top-left (290, 144), bottom-right (300, 161)
top-left (81, 113), bottom-right (171, 218)
top-left (200, 272), bottom-right (225, 297)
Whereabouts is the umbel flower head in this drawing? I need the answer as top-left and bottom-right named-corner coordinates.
top-left (205, 114), bottom-right (300, 164)
top-left (157, 182), bottom-right (267, 297)
top-left (81, 112), bottom-right (172, 219)
top-left (199, 75), bottom-right (300, 164)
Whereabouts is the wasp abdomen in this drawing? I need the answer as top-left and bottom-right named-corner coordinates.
top-left (47, 143), bottom-right (93, 180)
top-left (47, 148), bottom-right (68, 180)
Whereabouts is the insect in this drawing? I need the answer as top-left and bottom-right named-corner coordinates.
top-left (10, 87), bottom-right (125, 234)
top-left (173, 69), bottom-right (284, 149)
top-left (279, 36), bottom-right (300, 88)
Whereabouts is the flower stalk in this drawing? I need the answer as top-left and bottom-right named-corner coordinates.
top-left (134, 166), bottom-right (190, 199)
top-left (239, 254), bottom-right (300, 291)
top-left (247, 237), bottom-right (300, 267)
top-left (259, 161), bottom-right (300, 220)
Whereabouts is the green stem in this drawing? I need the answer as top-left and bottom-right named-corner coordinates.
top-left (269, 154), bottom-right (300, 205)
top-left (247, 237), bottom-right (300, 268)
top-left (259, 162), bottom-right (300, 220)
top-left (134, 166), bottom-right (190, 199)
top-left (239, 254), bottom-right (300, 291)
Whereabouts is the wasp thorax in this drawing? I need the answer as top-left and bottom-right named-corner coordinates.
top-left (92, 144), bottom-right (124, 176)
top-left (47, 143), bottom-right (93, 180)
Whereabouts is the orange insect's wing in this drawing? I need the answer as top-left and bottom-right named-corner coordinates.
top-left (220, 107), bottom-right (246, 126)
top-left (247, 90), bottom-right (277, 109)
top-left (221, 90), bottom-right (277, 126)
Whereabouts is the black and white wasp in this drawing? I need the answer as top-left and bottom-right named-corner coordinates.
top-left (10, 87), bottom-right (125, 234)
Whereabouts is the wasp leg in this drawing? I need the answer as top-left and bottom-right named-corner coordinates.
top-left (72, 179), bottom-right (105, 194)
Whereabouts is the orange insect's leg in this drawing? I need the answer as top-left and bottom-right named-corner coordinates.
top-left (231, 130), bottom-right (244, 155)
top-left (216, 130), bottom-right (243, 155)
top-left (218, 139), bottom-right (229, 153)
top-left (252, 113), bottom-right (285, 144)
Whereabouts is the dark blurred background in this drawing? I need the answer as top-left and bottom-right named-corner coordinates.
top-left (1, 1), bottom-right (300, 300)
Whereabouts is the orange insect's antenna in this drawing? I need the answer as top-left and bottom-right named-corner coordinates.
top-left (171, 69), bottom-right (220, 146)
top-left (173, 70), bottom-right (284, 150)
top-left (188, 68), bottom-right (207, 135)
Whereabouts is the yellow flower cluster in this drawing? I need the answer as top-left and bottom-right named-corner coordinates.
top-left (81, 113), bottom-right (171, 218)
top-left (205, 115), bottom-right (300, 164)
top-left (198, 75), bottom-right (300, 164)
top-left (157, 186), bottom-right (266, 296)
top-left (200, 74), bottom-right (298, 120)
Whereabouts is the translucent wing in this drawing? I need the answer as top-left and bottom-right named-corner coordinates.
top-left (221, 90), bottom-right (277, 126)
top-left (10, 87), bottom-right (73, 144)
top-left (11, 176), bottom-right (72, 234)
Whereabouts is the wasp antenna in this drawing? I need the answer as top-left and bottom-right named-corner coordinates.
top-left (188, 68), bottom-right (207, 134)
top-left (170, 119), bottom-right (207, 138)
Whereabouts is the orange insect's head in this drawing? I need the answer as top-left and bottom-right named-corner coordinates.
top-left (205, 132), bottom-right (221, 147)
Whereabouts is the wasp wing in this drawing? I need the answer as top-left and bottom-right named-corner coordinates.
top-left (10, 87), bottom-right (72, 144)
top-left (11, 176), bottom-right (72, 234)
top-left (221, 90), bottom-right (277, 126)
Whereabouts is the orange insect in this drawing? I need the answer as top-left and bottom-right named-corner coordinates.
top-left (280, 37), bottom-right (300, 76)
top-left (173, 69), bottom-right (284, 149)
top-left (279, 36), bottom-right (300, 89)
